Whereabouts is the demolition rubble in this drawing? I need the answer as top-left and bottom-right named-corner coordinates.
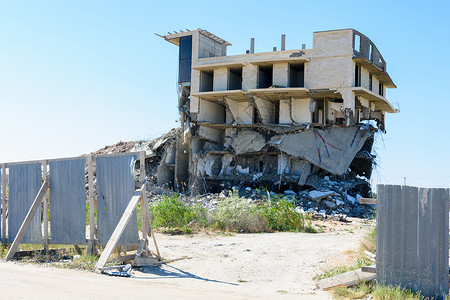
top-left (93, 28), bottom-right (397, 219)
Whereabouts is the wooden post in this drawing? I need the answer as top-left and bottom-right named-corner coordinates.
top-left (5, 180), bottom-right (49, 260)
top-left (87, 155), bottom-right (96, 255)
top-left (94, 188), bottom-right (143, 272)
top-left (42, 160), bottom-right (49, 251)
top-left (139, 152), bottom-right (149, 248)
top-left (145, 202), bottom-right (161, 259)
top-left (1, 163), bottom-right (6, 244)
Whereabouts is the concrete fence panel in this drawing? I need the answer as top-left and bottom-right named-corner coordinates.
top-left (49, 159), bottom-right (86, 244)
top-left (8, 163), bottom-right (42, 243)
top-left (377, 184), bottom-right (449, 299)
top-left (96, 155), bottom-right (138, 244)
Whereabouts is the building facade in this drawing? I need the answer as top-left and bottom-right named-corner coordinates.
top-left (158, 28), bottom-right (397, 193)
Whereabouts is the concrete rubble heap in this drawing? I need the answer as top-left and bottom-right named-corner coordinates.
top-left (92, 28), bottom-right (398, 218)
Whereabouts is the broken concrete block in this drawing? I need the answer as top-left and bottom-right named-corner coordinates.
top-left (284, 190), bottom-right (297, 196)
top-left (269, 126), bottom-right (373, 175)
top-left (232, 131), bottom-right (265, 155)
top-left (309, 190), bottom-right (336, 201)
top-left (346, 195), bottom-right (357, 205)
top-left (219, 154), bottom-right (233, 175)
top-left (198, 126), bottom-right (222, 143)
top-left (323, 200), bottom-right (337, 209)
top-left (236, 165), bottom-right (249, 174)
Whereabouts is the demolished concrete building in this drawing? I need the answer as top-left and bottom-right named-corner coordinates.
top-left (155, 28), bottom-right (397, 196)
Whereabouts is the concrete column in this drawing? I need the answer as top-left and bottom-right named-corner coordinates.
top-left (213, 67), bottom-right (228, 91)
top-left (242, 64), bottom-right (257, 90)
top-left (273, 63), bottom-right (289, 87)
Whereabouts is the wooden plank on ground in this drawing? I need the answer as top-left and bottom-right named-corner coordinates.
top-left (360, 198), bottom-right (377, 205)
top-left (318, 268), bottom-right (376, 291)
top-left (361, 265), bottom-right (376, 273)
top-left (132, 256), bottom-right (164, 267)
top-left (112, 254), bottom-right (136, 263)
top-left (5, 180), bottom-right (49, 260)
top-left (94, 188), bottom-right (143, 272)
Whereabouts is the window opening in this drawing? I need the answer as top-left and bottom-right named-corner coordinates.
top-left (200, 70), bottom-right (213, 92)
top-left (258, 65), bottom-right (273, 88)
top-left (288, 63), bottom-right (304, 87)
top-left (228, 67), bottom-right (242, 90)
top-left (355, 65), bottom-right (361, 87)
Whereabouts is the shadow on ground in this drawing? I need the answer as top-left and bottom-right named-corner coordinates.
top-left (132, 264), bottom-right (238, 286)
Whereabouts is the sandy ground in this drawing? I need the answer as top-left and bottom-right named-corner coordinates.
top-left (0, 219), bottom-right (373, 299)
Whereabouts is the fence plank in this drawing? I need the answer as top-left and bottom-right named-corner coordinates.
top-left (5, 180), bottom-right (49, 260)
top-left (49, 159), bottom-right (86, 244)
top-left (8, 163), bottom-right (42, 243)
top-left (94, 189), bottom-right (142, 271)
top-left (96, 155), bottom-right (138, 244)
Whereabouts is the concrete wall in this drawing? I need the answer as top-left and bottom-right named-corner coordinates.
top-left (377, 185), bottom-right (449, 299)
top-left (198, 99), bottom-right (225, 123)
top-left (254, 97), bottom-right (275, 123)
top-left (225, 98), bottom-right (253, 124)
top-left (273, 63), bottom-right (288, 87)
top-left (291, 98), bottom-right (311, 123)
top-left (361, 66), bottom-right (370, 90)
top-left (372, 76), bottom-right (380, 94)
top-left (213, 67), bottom-right (228, 91)
top-left (198, 33), bottom-right (223, 59)
top-left (312, 30), bottom-right (353, 57)
top-left (279, 99), bottom-right (291, 124)
top-left (305, 57), bottom-right (352, 89)
top-left (242, 64), bottom-right (257, 90)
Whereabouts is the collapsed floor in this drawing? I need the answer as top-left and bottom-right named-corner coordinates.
top-left (89, 125), bottom-right (377, 218)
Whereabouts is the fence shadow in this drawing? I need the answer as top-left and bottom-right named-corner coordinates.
top-left (131, 264), bottom-right (238, 286)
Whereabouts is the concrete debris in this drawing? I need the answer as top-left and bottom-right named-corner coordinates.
top-left (269, 126), bottom-right (373, 175)
top-left (309, 190), bottom-right (336, 201)
top-left (231, 131), bottom-right (266, 154)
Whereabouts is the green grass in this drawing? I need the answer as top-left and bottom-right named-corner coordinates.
top-left (149, 189), bottom-right (311, 234)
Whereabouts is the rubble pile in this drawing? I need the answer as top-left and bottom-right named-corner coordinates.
top-left (88, 128), bottom-right (375, 219)
top-left (169, 172), bottom-right (374, 219)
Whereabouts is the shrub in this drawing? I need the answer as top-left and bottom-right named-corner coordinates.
top-left (212, 189), bottom-right (266, 232)
top-left (150, 195), bottom-right (206, 229)
top-left (257, 197), bottom-right (305, 232)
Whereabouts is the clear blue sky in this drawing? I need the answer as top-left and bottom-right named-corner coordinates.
top-left (1, 0), bottom-right (449, 189)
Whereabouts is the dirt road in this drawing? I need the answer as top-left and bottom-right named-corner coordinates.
top-left (0, 221), bottom-right (371, 299)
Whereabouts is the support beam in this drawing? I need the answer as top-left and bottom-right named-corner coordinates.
top-left (144, 199), bottom-right (161, 259)
top-left (1, 163), bottom-right (6, 244)
top-left (139, 152), bottom-right (149, 245)
top-left (5, 180), bottom-right (49, 260)
top-left (94, 188), bottom-right (143, 272)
